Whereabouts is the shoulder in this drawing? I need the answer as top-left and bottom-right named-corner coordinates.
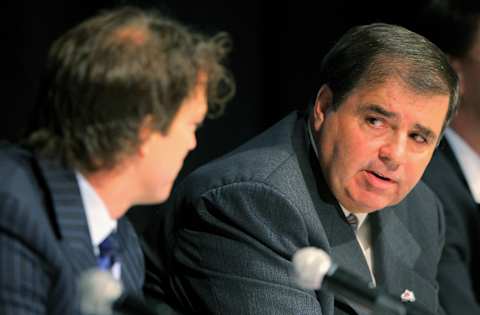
top-left (170, 112), bottom-right (313, 243)
top-left (0, 144), bottom-right (57, 246)
top-left (0, 144), bottom-right (44, 208)
top-left (178, 112), bottom-right (306, 199)
top-left (0, 143), bottom-right (34, 176)
top-left (0, 144), bottom-right (42, 198)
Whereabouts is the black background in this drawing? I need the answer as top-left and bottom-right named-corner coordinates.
top-left (2, 0), bottom-right (429, 231)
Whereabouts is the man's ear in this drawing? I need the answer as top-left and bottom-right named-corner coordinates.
top-left (137, 115), bottom-right (155, 158)
top-left (449, 57), bottom-right (465, 96)
top-left (312, 84), bottom-right (333, 131)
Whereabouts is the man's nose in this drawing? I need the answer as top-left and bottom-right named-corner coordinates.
top-left (378, 133), bottom-right (407, 170)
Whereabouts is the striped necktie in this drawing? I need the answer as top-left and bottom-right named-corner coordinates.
top-left (346, 213), bottom-right (359, 231)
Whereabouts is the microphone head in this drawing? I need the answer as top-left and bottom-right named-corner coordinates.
top-left (292, 247), bottom-right (332, 290)
top-left (77, 268), bottom-right (123, 315)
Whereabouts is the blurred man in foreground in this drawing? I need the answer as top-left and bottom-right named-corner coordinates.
top-left (0, 6), bottom-right (234, 315)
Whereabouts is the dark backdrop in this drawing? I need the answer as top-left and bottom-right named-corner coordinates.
top-left (2, 0), bottom-right (429, 232)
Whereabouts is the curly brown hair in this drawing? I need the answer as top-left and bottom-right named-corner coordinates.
top-left (28, 6), bottom-right (235, 172)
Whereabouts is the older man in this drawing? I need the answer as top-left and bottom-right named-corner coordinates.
top-left (160, 23), bottom-right (458, 314)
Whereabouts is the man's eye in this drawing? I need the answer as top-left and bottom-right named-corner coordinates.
top-left (411, 133), bottom-right (427, 144)
top-left (366, 117), bottom-right (383, 128)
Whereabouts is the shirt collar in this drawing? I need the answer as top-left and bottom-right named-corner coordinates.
top-left (307, 121), bottom-right (369, 226)
top-left (444, 128), bottom-right (480, 203)
top-left (76, 172), bottom-right (117, 249)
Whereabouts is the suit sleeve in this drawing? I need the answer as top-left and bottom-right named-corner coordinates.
top-left (0, 194), bottom-right (52, 315)
top-left (170, 181), bottom-right (325, 314)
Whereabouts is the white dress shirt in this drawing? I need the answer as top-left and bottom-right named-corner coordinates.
top-left (339, 205), bottom-right (376, 286)
top-left (76, 172), bottom-right (121, 279)
top-left (445, 128), bottom-right (480, 203)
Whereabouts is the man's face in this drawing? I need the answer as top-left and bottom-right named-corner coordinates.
top-left (138, 78), bottom-right (208, 203)
top-left (312, 78), bottom-right (449, 213)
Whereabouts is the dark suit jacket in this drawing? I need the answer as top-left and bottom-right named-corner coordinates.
top-left (0, 144), bottom-right (144, 315)
top-left (423, 139), bottom-right (480, 315)
top-left (162, 112), bottom-right (445, 315)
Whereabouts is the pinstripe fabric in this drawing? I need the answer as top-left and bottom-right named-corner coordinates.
top-left (0, 144), bottom-right (144, 315)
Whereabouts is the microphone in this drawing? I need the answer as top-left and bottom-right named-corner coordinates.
top-left (77, 269), bottom-right (158, 315)
top-left (292, 247), bottom-right (435, 315)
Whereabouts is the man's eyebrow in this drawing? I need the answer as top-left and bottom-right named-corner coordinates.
top-left (357, 104), bottom-right (398, 119)
top-left (413, 123), bottom-right (437, 141)
top-left (357, 104), bottom-right (438, 141)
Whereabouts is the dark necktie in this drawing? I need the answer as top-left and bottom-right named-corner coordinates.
top-left (346, 213), bottom-right (359, 231)
top-left (97, 232), bottom-right (120, 271)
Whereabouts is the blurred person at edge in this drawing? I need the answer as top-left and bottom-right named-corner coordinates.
top-left (0, 6), bottom-right (234, 315)
top-left (418, 0), bottom-right (480, 314)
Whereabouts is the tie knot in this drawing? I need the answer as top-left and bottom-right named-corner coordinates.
top-left (346, 213), bottom-right (359, 231)
top-left (97, 232), bottom-right (120, 270)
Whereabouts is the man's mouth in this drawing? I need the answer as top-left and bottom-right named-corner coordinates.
top-left (367, 170), bottom-right (394, 182)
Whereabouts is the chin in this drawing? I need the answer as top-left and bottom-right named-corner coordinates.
top-left (346, 187), bottom-right (399, 211)
top-left (348, 196), bottom-right (393, 213)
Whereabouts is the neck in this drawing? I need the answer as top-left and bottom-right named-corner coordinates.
top-left (450, 109), bottom-right (480, 155)
top-left (83, 163), bottom-right (137, 220)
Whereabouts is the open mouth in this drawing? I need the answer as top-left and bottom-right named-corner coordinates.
top-left (367, 170), bottom-right (392, 182)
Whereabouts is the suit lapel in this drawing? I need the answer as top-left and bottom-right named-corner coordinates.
top-left (371, 206), bottom-right (437, 311)
top-left (36, 157), bottom-right (144, 295)
top-left (318, 205), bottom-right (374, 315)
top-left (371, 205), bottom-right (420, 283)
top-left (118, 217), bottom-right (144, 293)
top-left (36, 157), bottom-right (97, 277)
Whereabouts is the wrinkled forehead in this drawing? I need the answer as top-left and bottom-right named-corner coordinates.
top-left (374, 58), bottom-right (454, 105)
